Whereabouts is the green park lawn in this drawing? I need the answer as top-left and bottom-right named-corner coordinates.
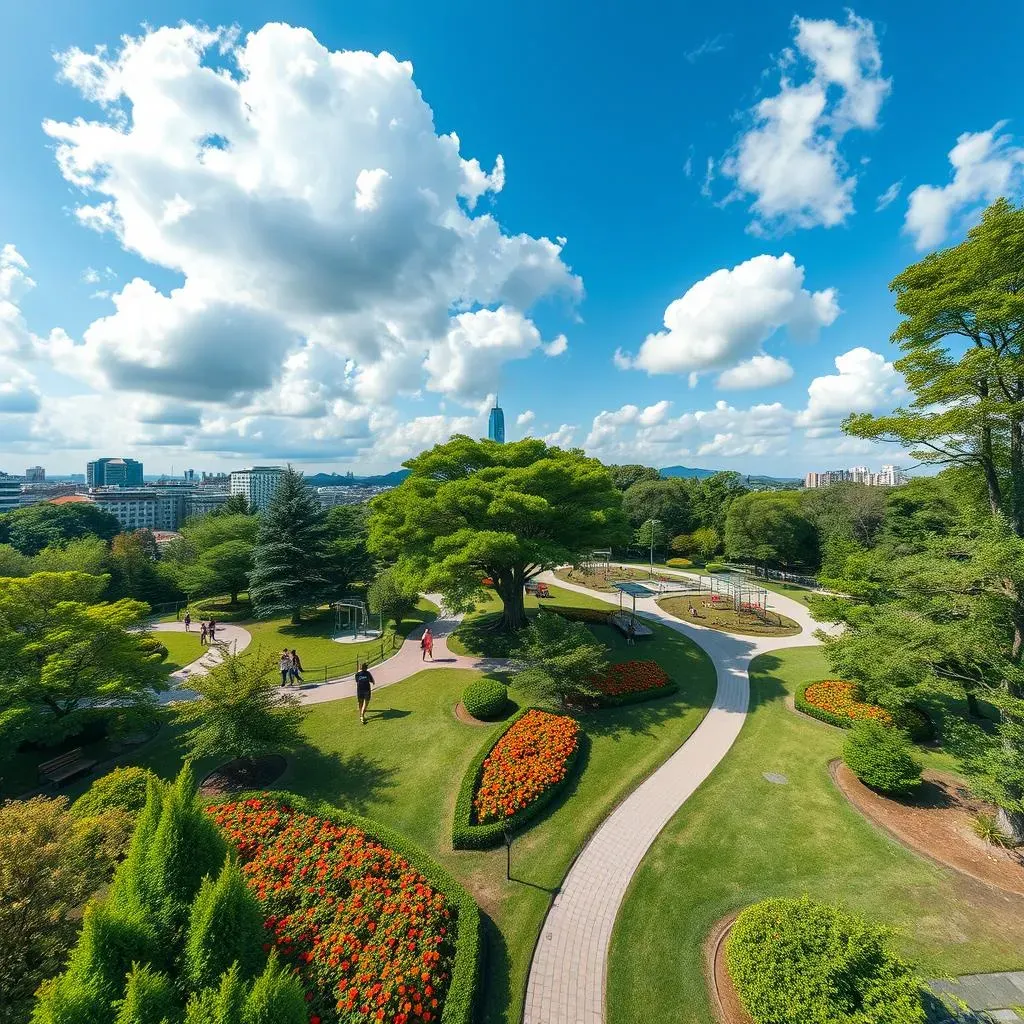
top-left (606, 645), bottom-right (1024, 1024)
top-left (38, 593), bottom-right (716, 1024)
top-left (158, 630), bottom-right (206, 674)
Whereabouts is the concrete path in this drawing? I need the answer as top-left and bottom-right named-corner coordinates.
top-left (524, 567), bottom-right (833, 1024)
top-left (928, 973), bottom-right (1024, 1022)
top-left (150, 621), bottom-right (253, 702)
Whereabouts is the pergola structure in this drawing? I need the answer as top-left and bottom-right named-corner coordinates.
top-left (708, 572), bottom-right (768, 615)
top-left (608, 581), bottom-right (655, 637)
top-left (332, 598), bottom-right (382, 643)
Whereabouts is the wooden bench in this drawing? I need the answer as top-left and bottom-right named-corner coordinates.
top-left (38, 748), bottom-right (97, 787)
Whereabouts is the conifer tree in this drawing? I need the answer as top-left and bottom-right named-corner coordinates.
top-left (113, 964), bottom-right (179, 1024)
top-left (247, 467), bottom-right (331, 623)
top-left (241, 954), bottom-right (307, 1024)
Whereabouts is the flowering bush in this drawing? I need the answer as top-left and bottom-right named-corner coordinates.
top-left (208, 798), bottom-right (472, 1024)
top-left (798, 680), bottom-right (894, 728)
top-left (592, 660), bottom-right (673, 703)
top-left (473, 710), bottom-right (579, 825)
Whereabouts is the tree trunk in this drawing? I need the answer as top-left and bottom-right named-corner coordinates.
top-left (495, 569), bottom-right (528, 633)
top-left (965, 690), bottom-right (981, 718)
top-left (291, 606), bottom-right (302, 625)
top-left (996, 805), bottom-right (1024, 845)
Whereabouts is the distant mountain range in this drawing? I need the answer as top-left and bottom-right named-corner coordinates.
top-left (660, 465), bottom-right (802, 487)
top-left (306, 470), bottom-right (411, 487)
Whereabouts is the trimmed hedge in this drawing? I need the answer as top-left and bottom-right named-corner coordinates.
top-left (452, 708), bottom-right (585, 850)
top-left (796, 681), bottom-right (933, 742)
top-left (704, 562), bottom-right (727, 573)
top-left (187, 601), bottom-right (251, 623)
top-left (462, 678), bottom-right (510, 720)
top-left (844, 720), bottom-right (922, 795)
top-left (726, 896), bottom-right (926, 1024)
top-left (217, 791), bottom-right (481, 1024)
top-left (596, 679), bottom-right (678, 708)
top-left (666, 557), bottom-right (693, 568)
top-left (545, 604), bottom-right (612, 625)
top-left (72, 766), bottom-right (161, 820)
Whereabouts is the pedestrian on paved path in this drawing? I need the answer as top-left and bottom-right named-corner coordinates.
top-left (355, 662), bottom-right (374, 724)
top-left (279, 649), bottom-right (292, 686)
top-left (289, 648), bottom-right (304, 685)
top-left (184, 611), bottom-right (191, 632)
top-left (200, 621), bottom-right (208, 644)
top-left (209, 619), bottom-right (217, 641)
top-left (421, 627), bottom-right (434, 661)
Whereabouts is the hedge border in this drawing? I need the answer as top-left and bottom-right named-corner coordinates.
top-left (594, 679), bottom-right (679, 708)
top-left (795, 681), bottom-right (934, 742)
top-left (209, 790), bottom-right (481, 1024)
top-left (545, 604), bottom-right (612, 625)
top-left (452, 707), bottom-right (585, 850)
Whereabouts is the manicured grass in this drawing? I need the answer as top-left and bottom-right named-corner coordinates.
top-left (54, 616), bottom-right (716, 1024)
top-left (158, 630), bottom-right (206, 674)
top-left (760, 579), bottom-right (819, 606)
top-left (243, 597), bottom-right (438, 682)
top-left (657, 593), bottom-right (801, 636)
top-left (606, 645), bottom-right (1024, 1024)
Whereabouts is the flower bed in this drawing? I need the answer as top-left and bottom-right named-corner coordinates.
top-left (592, 660), bottom-right (677, 706)
top-left (452, 708), bottom-right (583, 849)
top-left (796, 680), bottom-right (933, 740)
top-left (208, 794), bottom-right (480, 1024)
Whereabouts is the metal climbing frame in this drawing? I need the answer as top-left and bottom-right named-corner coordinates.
top-left (708, 572), bottom-right (768, 616)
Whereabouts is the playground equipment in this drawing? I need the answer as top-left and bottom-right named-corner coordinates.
top-left (332, 598), bottom-right (383, 644)
top-left (578, 549), bottom-right (612, 576)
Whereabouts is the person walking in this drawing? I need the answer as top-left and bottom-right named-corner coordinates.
top-left (421, 627), bottom-right (433, 661)
top-left (200, 621), bottom-right (208, 644)
top-left (184, 611), bottom-right (191, 632)
top-left (279, 649), bottom-right (292, 686)
top-left (208, 619), bottom-right (217, 642)
top-left (355, 662), bottom-right (374, 725)
top-left (289, 648), bottom-right (304, 685)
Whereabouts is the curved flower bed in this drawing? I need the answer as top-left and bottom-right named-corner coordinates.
top-left (453, 708), bottom-right (583, 849)
top-left (208, 794), bottom-right (480, 1024)
top-left (593, 659), bottom-right (677, 706)
top-left (798, 680), bottom-right (894, 728)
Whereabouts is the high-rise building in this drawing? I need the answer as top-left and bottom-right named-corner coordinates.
top-left (487, 401), bottom-right (506, 444)
top-left (25, 466), bottom-right (45, 483)
top-left (0, 473), bottom-right (21, 513)
top-left (87, 457), bottom-right (144, 488)
top-left (230, 466), bottom-right (285, 512)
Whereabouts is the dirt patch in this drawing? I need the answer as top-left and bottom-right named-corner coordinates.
top-left (658, 594), bottom-right (801, 637)
top-left (200, 754), bottom-right (286, 797)
top-left (704, 916), bottom-right (754, 1024)
top-left (831, 759), bottom-right (1024, 897)
top-left (453, 702), bottom-right (496, 727)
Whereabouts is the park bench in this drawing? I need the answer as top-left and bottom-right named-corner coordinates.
top-left (608, 612), bottom-right (653, 638)
top-left (38, 748), bottom-right (97, 788)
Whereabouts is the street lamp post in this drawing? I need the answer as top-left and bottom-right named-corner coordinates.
top-left (646, 518), bottom-right (661, 579)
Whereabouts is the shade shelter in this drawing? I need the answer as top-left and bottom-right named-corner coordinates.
top-left (609, 581), bottom-right (655, 637)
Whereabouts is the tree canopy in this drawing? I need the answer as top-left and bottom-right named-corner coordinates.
top-left (725, 491), bottom-right (816, 569)
top-left (0, 502), bottom-right (121, 556)
top-left (368, 435), bottom-right (629, 631)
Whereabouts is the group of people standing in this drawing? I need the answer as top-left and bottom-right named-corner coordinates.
top-left (183, 612), bottom-right (218, 644)
top-left (278, 649), bottom-right (305, 686)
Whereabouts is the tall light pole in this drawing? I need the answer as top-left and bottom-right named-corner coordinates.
top-left (646, 517), bottom-right (661, 579)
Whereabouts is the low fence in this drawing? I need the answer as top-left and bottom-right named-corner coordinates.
top-left (301, 632), bottom-right (404, 685)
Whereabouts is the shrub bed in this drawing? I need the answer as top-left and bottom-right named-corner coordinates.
top-left (797, 681), bottom-right (932, 740)
top-left (844, 720), bottom-right (922, 795)
top-left (209, 794), bottom-right (481, 1024)
top-left (704, 561), bottom-right (727, 573)
top-left (71, 766), bottom-right (160, 819)
top-left (726, 895), bottom-right (926, 1023)
top-left (666, 558), bottom-right (693, 568)
top-left (592, 660), bottom-right (677, 707)
top-left (187, 600), bottom-right (252, 622)
top-left (452, 708), bottom-right (582, 850)
top-left (545, 604), bottom-right (612, 625)
top-left (461, 678), bottom-right (509, 720)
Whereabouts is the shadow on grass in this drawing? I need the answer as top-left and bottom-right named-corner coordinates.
top-left (284, 743), bottom-right (399, 813)
top-left (449, 613), bottom-right (521, 659)
top-left (480, 913), bottom-right (512, 1024)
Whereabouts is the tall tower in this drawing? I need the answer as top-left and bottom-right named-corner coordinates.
top-left (487, 398), bottom-right (505, 444)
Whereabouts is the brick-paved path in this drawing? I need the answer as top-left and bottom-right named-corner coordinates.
top-left (524, 566), bottom-right (834, 1024)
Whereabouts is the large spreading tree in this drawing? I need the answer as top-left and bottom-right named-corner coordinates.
top-left (836, 197), bottom-right (1024, 840)
top-left (368, 436), bottom-right (630, 632)
top-left (248, 467), bottom-right (331, 623)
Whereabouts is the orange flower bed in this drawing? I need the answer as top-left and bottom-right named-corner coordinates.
top-left (594, 659), bottom-right (670, 697)
top-left (802, 680), bottom-right (893, 726)
top-left (208, 799), bottom-right (456, 1024)
top-left (472, 710), bottom-right (579, 824)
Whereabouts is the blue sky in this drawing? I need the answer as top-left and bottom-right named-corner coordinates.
top-left (1, 0), bottom-right (1022, 477)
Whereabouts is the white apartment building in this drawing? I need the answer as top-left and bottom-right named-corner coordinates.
top-left (230, 466), bottom-right (285, 512)
top-left (804, 465), bottom-right (908, 489)
top-left (87, 488), bottom-right (187, 531)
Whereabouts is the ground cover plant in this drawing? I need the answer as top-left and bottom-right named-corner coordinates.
top-left (208, 795), bottom-right (480, 1024)
top-left (799, 679), bottom-right (894, 727)
top-left (607, 646), bottom-right (1024, 1024)
top-left (726, 896), bottom-right (926, 1024)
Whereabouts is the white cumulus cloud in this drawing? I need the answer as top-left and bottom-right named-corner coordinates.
top-left (904, 123), bottom-right (1024, 250)
top-left (717, 353), bottom-right (794, 389)
top-left (722, 11), bottom-right (890, 232)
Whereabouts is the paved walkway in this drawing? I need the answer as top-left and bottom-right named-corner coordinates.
top-left (151, 621), bottom-right (254, 702)
top-left (928, 973), bottom-right (1024, 1022)
top-left (524, 565), bottom-right (834, 1024)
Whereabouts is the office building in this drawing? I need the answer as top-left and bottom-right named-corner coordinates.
top-left (0, 473), bottom-right (21, 513)
top-left (804, 465), bottom-right (908, 489)
top-left (487, 401), bottom-right (506, 444)
top-left (83, 487), bottom-right (188, 532)
top-left (187, 490), bottom-right (230, 517)
top-left (25, 466), bottom-right (45, 483)
top-left (87, 457), bottom-right (144, 488)
top-left (230, 466), bottom-right (285, 512)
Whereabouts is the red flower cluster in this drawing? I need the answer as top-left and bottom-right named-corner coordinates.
top-left (593, 660), bottom-right (670, 696)
top-left (473, 710), bottom-right (578, 824)
top-left (803, 680), bottom-right (893, 725)
top-left (208, 799), bottom-right (455, 1024)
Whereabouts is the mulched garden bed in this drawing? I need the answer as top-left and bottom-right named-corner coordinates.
top-left (831, 759), bottom-right (1024, 897)
top-left (704, 915), bottom-right (753, 1024)
top-left (199, 754), bottom-right (286, 796)
top-left (454, 702), bottom-right (495, 727)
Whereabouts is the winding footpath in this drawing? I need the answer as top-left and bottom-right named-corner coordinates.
top-left (523, 564), bottom-right (835, 1024)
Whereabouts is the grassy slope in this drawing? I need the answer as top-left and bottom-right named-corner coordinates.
top-left (47, 595), bottom-right (716, 1024)
top-left (606, 645), bottom-right (1024, 1024)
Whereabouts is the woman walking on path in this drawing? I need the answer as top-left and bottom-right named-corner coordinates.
top-left (279, 649), bottom-right (292, 686)
top-left (355, 662), bottom-right (374, 725)
top-left (421, 627), bottom-right (434, 661)
top-left (184, 611), bottom-right (191, 632)
top-left (288, 648), bottom-right (304, 685)
top-left (200, 621), bottom-right (208, 644)
top-left (209, 619), bottom-right (217, 641)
